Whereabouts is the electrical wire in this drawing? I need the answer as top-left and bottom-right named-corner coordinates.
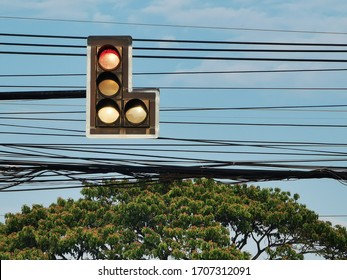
top-left (4, 41), bottom-right (347, 53)
top-left (161, 121), bottom-right (347, 128)
top-left (2, 114), bottom-right (347, 130)
top-left (158, 86), bottom-right (347, 91)
top-left (1, 16), bottom-right (347, 35)
top-left (2, 104), bottom-right (347, 114)
top-left (3, 69), bottom-right (347, 79)
top-left (2, 32), bottom-right (347, 46)
top-left (1, 32), bottom-right (347, 191)
top-left (3, 50), bottom-right (347, 64)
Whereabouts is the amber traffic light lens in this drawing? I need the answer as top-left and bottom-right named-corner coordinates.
top-left (96, 99), bottom-right (120, 124)
top-left (97, 73), bottom-right (120, 97)
top-left (125, 99), bottom-right (148, 125)
top-left (98, 46), bottom-right (120, 70)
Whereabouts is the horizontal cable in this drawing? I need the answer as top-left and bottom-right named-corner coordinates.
top-left (159, 86), bottom-right (347, 91)
top-left (0, 90), bottom-right (86, 100)
top-left (3, 41), bottom-right (347, 53)
top-left (162, 121), bottom-right (347, 128)
top-left (0, 131), bottom-right (83, 137)
top-left (1, 160), bottom-right (347, 184)
top-left (2, 116), bottom-right (347, 128)
top-left (2, 104), bottom-right (347, 114)
top-left (2, 87), bottom-right (347, 95)
top-left (134, 68), bottom-right (347, 76)
top-left (0, 116), bottom-right (83, 121)
top-left (137, 39), bottom-right (347, 47)
top-left (2, 50), bottom-right (347, 63)
top-left (0, 111), bottom-right (83, 115)
top-left (0, 50), bottom-right (85, 56)
top-left (2, 68), bottom-right (347, 79)
top-left (1, 16), bottom-right (347, 35)
top-left (135, 54), bottom-right (347, 63)
top-left (0, 73), bottom-right (85, 78)
top-left (136, 46), bottom-right (347, 53)
top-left (2, 32), bottom-right (347, 46)
top-left (1, 143), bottom-right (344, 161)
top-left (161, 104), bottom-right (347, 112)
top-left (0, 42), bottom-right (85, 48)
top-left (3, 137), bottom-right (346, 148)
top-left (0, 123), bottom-right (83, 133)
top-left (0, 32), bottom-right (86, 40)
top-left (0, 85), bottom-right (84, 89)
top-left (1, 144), bottom-right (345, 159)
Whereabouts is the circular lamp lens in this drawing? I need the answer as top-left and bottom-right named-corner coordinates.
top-left (97, 73), bottom-right (120, 96)
top-left (125, 99), bottom-right (148, 125)
top-left (96, 99), bottom-right (120, 124)
top-left (98, 46), bottom-right (120, 70)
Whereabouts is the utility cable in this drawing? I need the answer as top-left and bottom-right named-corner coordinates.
top-left (2, 68), bottom-right (347, 78)
top-left (3, 41), bottom-right (347, 53)
top-left (2, 32), bottom-right (347, 46)
top-left (1, 16), bottom-right (347, 35)
top-left (3, 50), bottom-right (347, 64)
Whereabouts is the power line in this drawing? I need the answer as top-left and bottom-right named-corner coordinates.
top-left (0, 111), bottom-right (83, 115)
top-left (2, 68), bottom-right (347, 78)
top-left (3, 50), bottom-right (347, 64)
top-left (1, 160), bottom-right (347, 185)
top-left (3, 137), bottom-right (347, 148)
top-left (1, 87), bottom-right (347, 101)
top-left (0, 131), bottom-right (83, 137)
top-left (159, 86), bottom-right (347, 91)
top-left (1, 15), bottom-right (347, 35)
top-left (0, 123), bottom-right (83, 134)
top-left (2, 145), bottom-right (347, 166)
top-left (161, 104), bottom-right (347, 112)
top-left (2, 104), bottom-right (347, 114)
top-left (2, 32), bottom-right (347, 47)
top-left (0, 144), bottom-right (339, 158)
top-left (134, 68), bottom-right (347, 76)
top-left (135, 54), bottom-right (347, 63)
top-left (4, 41), bottom-right (347, 53)
top-left (0, 50), bottom-right (85, 56)
top-left (0, 73), bottom-right (85, 78)
top-left (2, 115), bottom-right (347, 129)
top-left (0, 90), bottom-right (86, 100)
top-left (0, 32), bottom-right (86, 40)
top-left (136, 38), bottom-right (347, 47)
top-left (136, 46), bottom-right (347, 53)
top-left (162, 121), bottom-right (347, 128)
top-left (0, 42), bottom-right (85, 49)
top-left (4, 137), bottom-right (347, 148)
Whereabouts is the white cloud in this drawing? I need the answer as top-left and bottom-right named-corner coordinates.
top-left (137, 0), bottom-right (347, 39)
top-left (1, 0), bottom-right (117, 21)
top-left (92, 12), bottom-right (114, 23)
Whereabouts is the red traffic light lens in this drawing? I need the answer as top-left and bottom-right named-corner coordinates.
top-left (98, 46), bottom-right (121, 71)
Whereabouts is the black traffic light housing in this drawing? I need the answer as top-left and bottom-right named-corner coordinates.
top-left (86, 36), bottom-right (159, 138)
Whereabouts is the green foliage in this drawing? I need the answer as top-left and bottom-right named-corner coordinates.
top-left (0, 178), bottom-right (346, 260)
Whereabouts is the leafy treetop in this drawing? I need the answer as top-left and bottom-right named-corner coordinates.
top-left (1, 179), bottom-right (346, 260)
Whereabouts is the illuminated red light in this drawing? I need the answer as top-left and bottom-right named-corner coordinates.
top-left (98, 47), bottom-right (121, 70)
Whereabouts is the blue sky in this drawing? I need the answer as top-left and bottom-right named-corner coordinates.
top-left (1, 0), bottom-right (347, 253)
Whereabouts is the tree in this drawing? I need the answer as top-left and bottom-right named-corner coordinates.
top-left (0, 178), bottom-right (346, 260)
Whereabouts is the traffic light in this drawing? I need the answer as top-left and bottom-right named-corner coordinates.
top-left (86, 36), bottom-right (159, 138)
